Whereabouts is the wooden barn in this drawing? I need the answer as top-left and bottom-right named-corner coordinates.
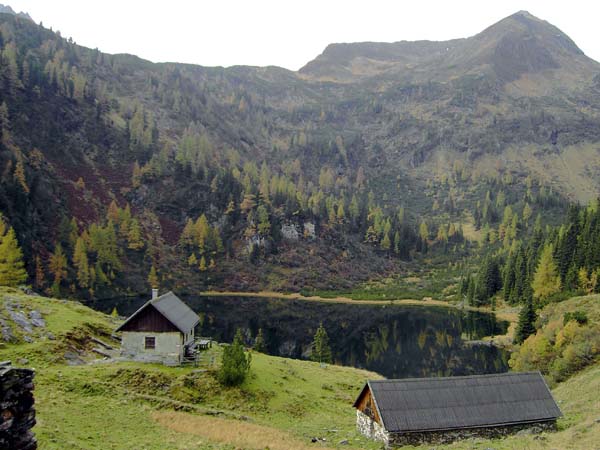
top-left (116, 290), bottom-right (199, 366)
top-left (354, 372), bottom-right (562, 447)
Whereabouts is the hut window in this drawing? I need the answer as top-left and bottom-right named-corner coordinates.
top-left (145, 336), bottom-right (156, 349)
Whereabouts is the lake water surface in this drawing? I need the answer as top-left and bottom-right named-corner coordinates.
top-left (94, 295), bottom-right (509, 379)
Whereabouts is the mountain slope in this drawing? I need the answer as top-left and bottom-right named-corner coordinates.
top-left (0, 10), bottom-right (598, 296)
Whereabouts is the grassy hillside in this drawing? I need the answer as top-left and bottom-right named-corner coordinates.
top-left (1, 286), bottom-right (599, 449)
top-left (0, 287), bottom-right (381, 449)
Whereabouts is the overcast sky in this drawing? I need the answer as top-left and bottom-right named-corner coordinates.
top-left (8, 0), bottom-right (600, 70)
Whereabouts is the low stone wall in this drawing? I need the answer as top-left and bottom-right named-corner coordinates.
top-left (387, 421), bottom-right (557, 447)
top-left (0, 361), bottom-right (36, 450)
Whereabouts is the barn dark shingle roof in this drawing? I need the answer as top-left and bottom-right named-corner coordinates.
top-left (116, 291), bottom-right (199, 334)
top-left (354, 372), bottom-right (561, 433)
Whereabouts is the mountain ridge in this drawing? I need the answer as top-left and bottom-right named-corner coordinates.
top-left (299, 11), bottom-right (599, 84)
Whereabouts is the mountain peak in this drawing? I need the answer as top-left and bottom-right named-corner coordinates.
top-left (513, 10), bottom-right (537, 18)
top-left (0, 4), bottom-right (32, 21)
top-left (300, 11), bottom-right (594, 84)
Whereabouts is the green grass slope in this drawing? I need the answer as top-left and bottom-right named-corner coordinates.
top-left (0, 287), bottom-right (381, 449)
top-left (0, 286), bottom-right (599, 449)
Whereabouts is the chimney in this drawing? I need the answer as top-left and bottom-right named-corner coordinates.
top-left (152, 288), bottom-right (159, 300)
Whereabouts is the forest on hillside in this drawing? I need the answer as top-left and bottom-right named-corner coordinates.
top-left (0, 12), bottom-right (594, 301)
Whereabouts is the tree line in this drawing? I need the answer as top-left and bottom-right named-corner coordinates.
top-left (461, 201), bottom-right (600, 343)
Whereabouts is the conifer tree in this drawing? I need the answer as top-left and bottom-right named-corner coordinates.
top-left (311, 323), bottom-right (332, 365)
top-left (179, 218), bottom-right (195, 248)
top-left (514, 290), bottom-right (537, 344)
top-left (49, 243), bottom-right (67, 294)
top-left (107, 200), bottom-right (120, 223)
top-left (256, 205), bottom-right (271, 236)
top-left (14, 160), bottom-right (29, 194)
top-left (532, 243), bottom-right (561, 302)
top-left (380, 232), bottom-right (391, 252)
top-left (148, 265), bottom-right (159, 288)
top-left (194, 214), bottom-right (211, 254)
top-left (73, 236), bottom-right (90, 288)
top-left (254, 328), bottom-right (266, 353)
top-left (393, 231), bottom-right (401, 255)
top-left (0, 227), bottom-right (27, 286)
top-left (199, 256), bottom-right (207, 272)
top-left (419, 222), bottom-right (429, 241)
top-left (127, 219), bottom-right (144, 250)
top-left (218, 328), bottom-right (251, 386)
top-left (187, 253), bottom-right (197, 267)
top-left (34, 255), bottom-right (44, 289)
top-left (132, 161), bottom-right (142, 188)
top-left (475, 256), bottom-right (502, 306)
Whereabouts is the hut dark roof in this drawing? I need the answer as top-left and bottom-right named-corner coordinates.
top-left (354, 372), bottom-right (561, 433)
top-left (116, 291), bottom-right (199, 334)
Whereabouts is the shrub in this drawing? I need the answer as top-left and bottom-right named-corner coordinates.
top-left (511, 312), bottom-right (600, 384)
top-left (509, 333), bottom-right (555, 373)
top-left (563, 310), bottom-right (588, 326)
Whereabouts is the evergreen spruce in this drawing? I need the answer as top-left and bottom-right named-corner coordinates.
top-left (311, 323), bottom-right (332, 365)
top-left (218, 328), bottom-right (252, 386)
top-left (254, 328), bottom-right (266, 353)
top-left (514, 289), bottom-right (537, 344)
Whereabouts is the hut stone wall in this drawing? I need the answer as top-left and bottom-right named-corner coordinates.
top-left (356, 410), bottom-right (389, 444)
top-left (387, 421), bottom-right (556, 446)
top-left (356, 410), bottom-right (556, 448)
top-left (120, 331), bottom-right (183, 365)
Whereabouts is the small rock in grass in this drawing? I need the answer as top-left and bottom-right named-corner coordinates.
top-left (338, 439), bottom-right (349, 445)
top-left (9, 311), bottom-right (33, 333)
top-left (23, 335), bottom-right (33, 343)
top-left (30, 311), bottom-right (46, 327)
top-left (64, 351), bottom-right (85, 366)
top-left (17, 358), bottom-right (29, 365)
top-left (1, 324), bottom-right (15, 343)
top-left (31, 318), bottom-right (46, 328)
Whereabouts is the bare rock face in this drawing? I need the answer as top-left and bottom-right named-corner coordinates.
top-left (0, 362), bottom-right (37, 450)
top-left (281, 223), bottom-right (300, 240)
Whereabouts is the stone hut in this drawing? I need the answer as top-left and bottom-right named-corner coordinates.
top-left (353, 372), bottom-right (561, 447)
top-left (116, 290), bottom-right (199, 366)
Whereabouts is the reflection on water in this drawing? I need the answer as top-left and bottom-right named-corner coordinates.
top-left (93, 295), bottom-right (509, 378)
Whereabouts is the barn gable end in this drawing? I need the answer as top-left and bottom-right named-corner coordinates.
top-left (118, 304), bottom-right (179, 333)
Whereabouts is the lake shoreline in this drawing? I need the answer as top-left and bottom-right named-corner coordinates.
top-left (197, 290), bottom-right (518, 344)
